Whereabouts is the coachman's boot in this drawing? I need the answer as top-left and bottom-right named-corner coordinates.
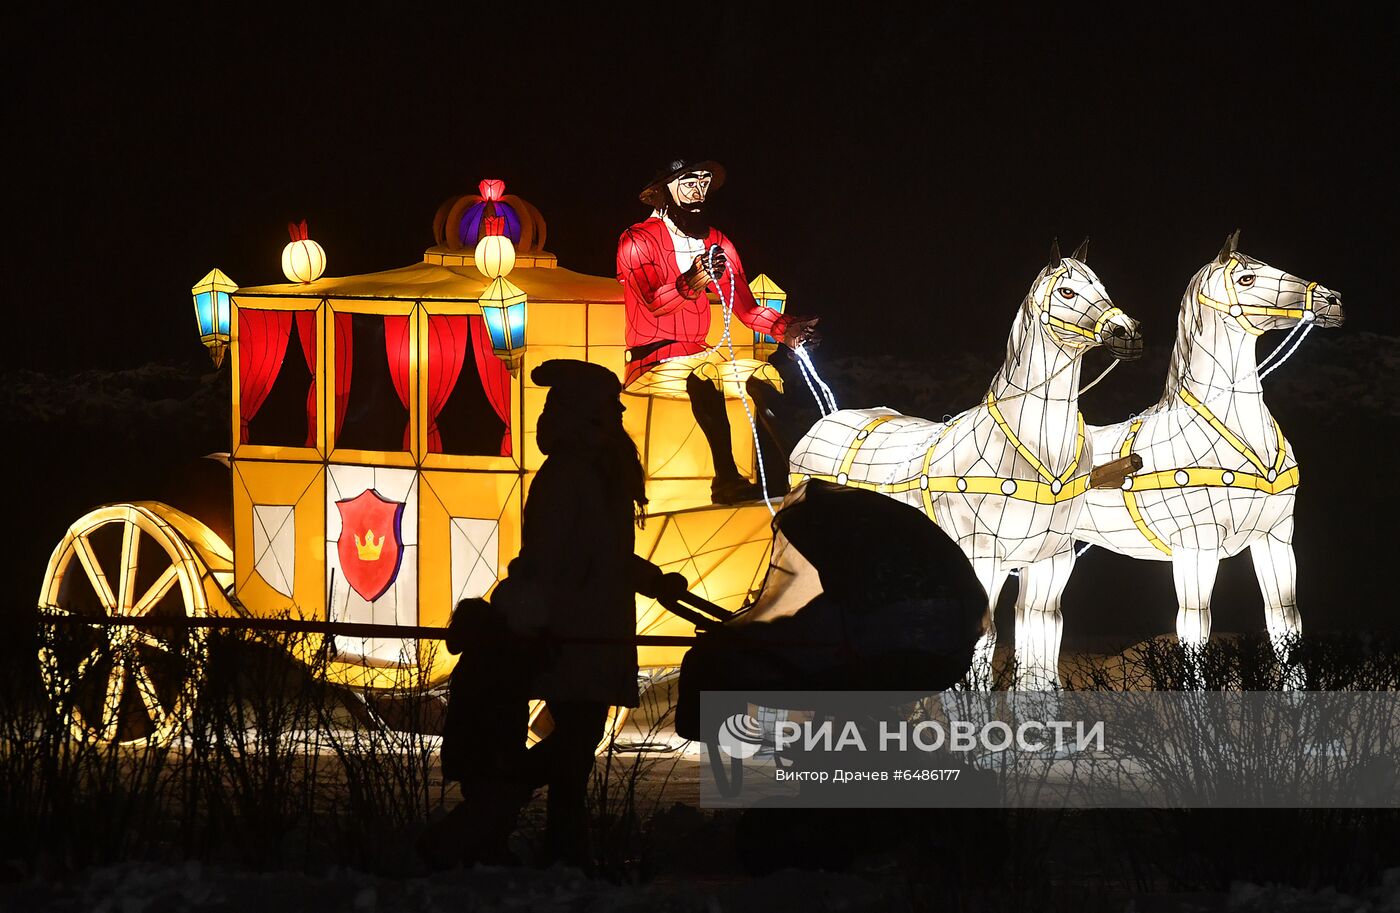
top-left (745, 376), bottom-right (792, 499)
top-left (686, 373), bottom-right (761, 505)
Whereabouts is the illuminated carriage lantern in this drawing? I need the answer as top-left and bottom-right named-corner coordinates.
top-left (474, 215), bottom-right (528, 376)
top-left (748, 274), bottom-right (786, 360)
top-left (191, 268), bottom-right (236, 368)
top-left (37, 178), bottom-right (777, 744)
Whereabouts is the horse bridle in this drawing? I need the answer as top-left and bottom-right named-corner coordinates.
top-left (1032, 266), bottom-right (1125, 345)
top-left (1196, 257), bottom-right (1319, 337)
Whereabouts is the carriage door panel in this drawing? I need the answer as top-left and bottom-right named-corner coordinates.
top-left (450, 518), bottom-right (499, 605)
top-left (417, 470), bottom-right (522, 638)
top-left (231, 459), bottom-right (325, 620)
top-left (325, 464), bottom-right (418, 663)
top-left (251, 504), bottom-right (295, 597)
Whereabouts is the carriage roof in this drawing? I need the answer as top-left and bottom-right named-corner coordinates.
top-left (234, 248), bottom-right (622, 306)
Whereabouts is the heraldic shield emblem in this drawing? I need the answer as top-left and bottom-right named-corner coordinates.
top-left (335, 489), bottom-right (406, 602)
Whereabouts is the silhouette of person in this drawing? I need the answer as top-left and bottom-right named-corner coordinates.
top-left (428, 359), bottom-right (683, 870)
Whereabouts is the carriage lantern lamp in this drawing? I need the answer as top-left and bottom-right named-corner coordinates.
top-left (192, 268), bottom-right (236, 368)
top-left (474, 206), bottom-right (527, 374)
top-left (479, 275), bottom-right (528, 375)
top-left (749, 273), bottom-right (786, 358)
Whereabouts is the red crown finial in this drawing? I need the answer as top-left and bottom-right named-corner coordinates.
top-left (479, 179), bottom-right (505, 202)
top-left (286, 219), bottom-right (309, 242)
top-left (482, 215), bottom-right (506, 238)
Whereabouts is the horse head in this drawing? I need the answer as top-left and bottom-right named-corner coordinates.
top-left (1026, 237), bottom-right (1144, 360)
top-left (1194, 229), bottom-right (1346, 335)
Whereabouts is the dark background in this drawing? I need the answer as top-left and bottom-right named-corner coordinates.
top-left (5, 5), bottom-right (1396, 646)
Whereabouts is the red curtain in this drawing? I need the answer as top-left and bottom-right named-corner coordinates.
top-left (238, 309), bottom-right (293, 444)
top-left (425, 315), bottom-right (468, 453)
top-left (384, 315), bottom-right (413, 450)
top-left (295, 311), bottom-right (355, 448)
top-left (332, 313), bottom-right (353, 442)
top-left (469, 315), bottom-right (512, 455)
top-left (294, 312), bottom-right (317, 447)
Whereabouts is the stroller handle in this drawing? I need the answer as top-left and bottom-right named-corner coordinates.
top-left (656, 589), bottom-right (734, 628)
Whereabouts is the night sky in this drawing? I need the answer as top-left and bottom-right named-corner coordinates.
top-left (5, 6), bottom-right (1397, 639)
top-left (10, 6), bottom-right (1395, 371)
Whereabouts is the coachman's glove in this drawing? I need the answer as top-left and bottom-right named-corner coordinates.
top-left (782, 315), bottom-right (821, 350)
top-left (681, 248), bottom-right (727, 294)
top-left (701, 247), bottom-right (727, 281)
top-left (680, 257), bottom-right (711, 294)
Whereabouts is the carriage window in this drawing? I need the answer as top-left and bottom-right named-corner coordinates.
top-left (336, 314), bottom-right (411, 453)
top-left (238, 309), bottom-right (317, 448)
top-left (428, 315), bottom-right (511, 457)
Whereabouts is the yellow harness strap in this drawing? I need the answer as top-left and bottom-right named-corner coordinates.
top-left (835, 415), bottom-right (897, 482)
top-left (1118, 420), bottom-right (1173, 555)
top-left (1116, 394), bottom-right (1296, 556)
top-left (985, 392), bottom-right (1085, 488)
top-left (1177, 388), bottom-right (1287, 477)
top-left (1030, 267), bottom-right (1122, 343)
top-left (1196, 258), bottom-right (1318, 336)
top-left (792, 397), bottom-right (1089, 521)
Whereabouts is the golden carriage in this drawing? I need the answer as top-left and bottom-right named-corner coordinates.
top-left (37, 183), bottom-right (786, 743)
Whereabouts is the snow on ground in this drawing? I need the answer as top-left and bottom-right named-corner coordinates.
top-left (1227, 869), bottom-right (1400, 912)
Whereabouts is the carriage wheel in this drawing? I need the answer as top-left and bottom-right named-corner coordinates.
top-left (37, 504), bottom-right (211, 744)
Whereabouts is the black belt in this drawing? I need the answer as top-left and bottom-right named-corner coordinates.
top-left (625, 339), bottom-right (678, 363)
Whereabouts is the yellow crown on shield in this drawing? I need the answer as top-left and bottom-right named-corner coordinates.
top-left (354, 530), bottom-right (384, 561)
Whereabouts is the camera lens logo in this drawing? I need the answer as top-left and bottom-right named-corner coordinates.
top-left (717, 713), bottom-right (765, 759)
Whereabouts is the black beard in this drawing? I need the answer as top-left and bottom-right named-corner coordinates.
top-left (664, 202), bottom-right (709, 240)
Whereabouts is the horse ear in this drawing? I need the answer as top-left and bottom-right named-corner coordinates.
top-left (1048, 237), bottom-right (1062, 270)
top-left (1216, 228), bottom-right (1241, 264)
top-left (1071, 236), bottom-right (1089, 263)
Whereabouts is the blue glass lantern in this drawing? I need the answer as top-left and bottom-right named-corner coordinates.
top-left (192, 268), bottom-right (236, 367)
top-left (480, 276), bottom-right (527, 375)
top-left (748, 273), bottom-right (787, 358)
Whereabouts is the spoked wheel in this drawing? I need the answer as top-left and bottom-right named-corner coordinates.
top-left (37, 504), bottom-right (214, 744)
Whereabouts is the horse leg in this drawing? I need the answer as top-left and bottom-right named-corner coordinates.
top-left (969, 557), bottom-right (1011, 689)
top-left (1171, 547), bottom-right (1220, 648)
top-left (942, 556), bottom-right (1010, 744)
top-left (1014, 550), bottom-right (1075, 691)
top-left (1251, 518), bottom-right (1304, 689)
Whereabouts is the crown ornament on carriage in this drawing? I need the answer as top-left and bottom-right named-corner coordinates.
top-left (430, 179), bottom-right (550, 375)
top-left (432, 179), bottom-right (549, 258)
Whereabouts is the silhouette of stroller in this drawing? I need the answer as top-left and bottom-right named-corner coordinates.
top-left (674, 480), bottom-right (987, 796)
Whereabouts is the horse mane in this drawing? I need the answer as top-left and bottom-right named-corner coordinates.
top-left (1161, 262), bottom-right (1214, 402)
top-left (1006, 264), bottom-right (1055, 375)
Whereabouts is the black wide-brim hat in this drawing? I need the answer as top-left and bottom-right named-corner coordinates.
top-left (638, 157), bottom-right (726, 206)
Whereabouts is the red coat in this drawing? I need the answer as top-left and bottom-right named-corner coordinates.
top-left (616, 217), bottom-right (791, 386)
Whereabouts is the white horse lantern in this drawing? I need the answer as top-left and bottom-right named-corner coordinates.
top-left (1050, 232), bottom-right (1344, 682)
top-left (788, 241), bottom-right (1143, 687)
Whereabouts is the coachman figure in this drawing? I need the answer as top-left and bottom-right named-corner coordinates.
top-left (616, 158), bottom-right (819, 504)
